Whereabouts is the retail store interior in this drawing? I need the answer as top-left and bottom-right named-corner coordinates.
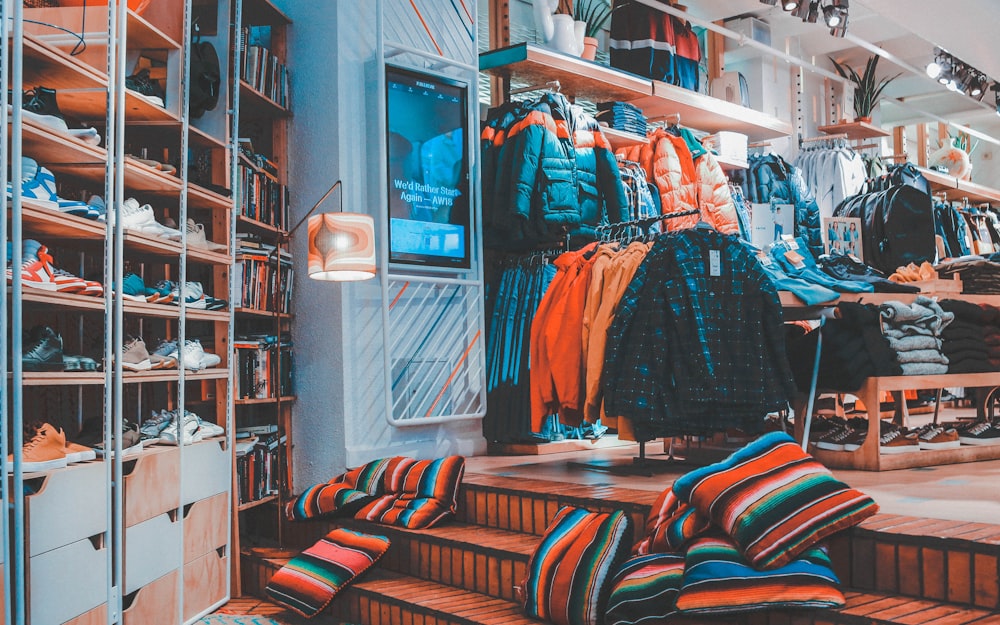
top-left (5, 0), bottom-right (1000, 624)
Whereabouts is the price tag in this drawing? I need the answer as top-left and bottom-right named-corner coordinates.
top-left (784, 249), bottom-right (806, 269)
top-left (709, 249), bottom-right (721, 276)
top-left (757, 252), bottom-right (775, 267)
top-left (782, 235), bottom-right (799, 250)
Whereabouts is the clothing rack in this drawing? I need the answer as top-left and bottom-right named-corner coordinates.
top-left (801, 133), bottom-right (849, 143)
top-left (748, 140), bottom-right (772, 149)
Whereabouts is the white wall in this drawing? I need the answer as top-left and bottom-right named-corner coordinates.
top-left (274, 0), bottom-right (485, 488)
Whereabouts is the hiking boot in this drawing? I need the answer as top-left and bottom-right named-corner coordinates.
top-left (8, 423), bottom-right (67, 472)
top-left (958, 422), bottom-right (1000, 446)
top-left (918, 426), bottom-right (960, 450)
top-left (23, 325), bottom-right (64, 372)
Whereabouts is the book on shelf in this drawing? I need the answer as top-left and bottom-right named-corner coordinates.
top-left (234, 335), bottom-right (293, 400)
top-left (237, 161), bottom-right (289, 230)
top-left (236, 432), bottom-right (287, 505)
top-left (232, 253), bottom-right (294, 313)
top-left (240, 25), bottom-right (290, 108)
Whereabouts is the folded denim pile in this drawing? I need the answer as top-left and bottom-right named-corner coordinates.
top-left (938, 299), bottom-right (992, 373)
top-left (596, 101), bottom-right (648, 136)
top-left (879, 296), bottom-right (954, 375)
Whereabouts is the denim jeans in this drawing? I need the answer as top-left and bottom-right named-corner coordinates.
top-left (770, 237), bottom-right (873, 293)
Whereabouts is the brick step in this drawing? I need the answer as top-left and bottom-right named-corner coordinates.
top-left (460, 473), bottom-right (1000, 611)
top-left (828, 590), bottom-right (1000, 625)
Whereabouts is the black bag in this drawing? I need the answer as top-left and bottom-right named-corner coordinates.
top-left (189, 41), bottom-right (220, 119)
top-left (864, 162), bottom-right (931, 196)
top-left (833, 184), bottom-right (936, 274)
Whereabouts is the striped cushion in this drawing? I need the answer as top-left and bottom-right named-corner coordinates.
top-left (521, 506), bottom-right (632, 625)
top-left (675, 536), bottom-right (845, 614)
top-left (287, 457), bottom-right (391, 521)
top-left (633, 487), bottom-right (709, 555)
top-left (265, 528), bottom-right (390, 618)
top-left (672, 432), bottom-right (878, 569)
top-left (605, 554), bottom-right (685, 625)
top-left (355, 455), bottom-right (465, 529)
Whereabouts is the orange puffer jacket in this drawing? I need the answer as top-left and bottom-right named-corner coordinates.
top-left (617, 128), bottom-right (738, 234)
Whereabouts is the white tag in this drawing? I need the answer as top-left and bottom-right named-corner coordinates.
top-left (709, 250), bottom-right (721, 276)
top-left (783, 235), bottom-right (799, 250)
top-left (758, 253), bottom-right (774, 267)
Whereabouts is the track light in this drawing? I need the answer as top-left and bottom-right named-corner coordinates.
top-left (822, 0), bottom-right (848, 34)
top-left (804, 0), bottom-right (820, 22)
top-left (783, 0), bottom-right (799, 10)
top-left (926, 49), bottom-right (946, 79)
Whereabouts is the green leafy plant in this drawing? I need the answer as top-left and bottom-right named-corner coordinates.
top-left (829, 54), bottom-right (902, 119)
top-left (573, 0), bottom-right (613, 38)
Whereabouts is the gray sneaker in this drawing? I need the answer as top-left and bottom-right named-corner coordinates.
top-left (120, 336), bottom-right (152, 371)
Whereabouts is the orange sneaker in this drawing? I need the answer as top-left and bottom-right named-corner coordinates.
top-left (8, 423), bottom-right (68, 472)
top-left (64, 439), bottom-right (96, 463)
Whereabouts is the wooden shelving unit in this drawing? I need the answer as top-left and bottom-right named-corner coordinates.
top-left (480, 43), bottom-right (792, 141)
top-left (601, 127), bottom-right (648, 151)
top-left (235, 396), bottom-right (296, 405)
top-left (237, 494), bottom-right (278, 512)
top-left (818, 120), bottom-right (891, 141)
top-left (918, 166), bottom-right (1000, 204)
top-left (239, 79), bottom-right (290, 118)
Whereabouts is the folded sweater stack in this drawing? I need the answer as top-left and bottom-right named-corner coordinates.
top-left (938, 299), bottom-right (991, 373)
top-left (879, 296), bottom-right (954, 375)
top-left (785, 301), bottom-right (901, 392)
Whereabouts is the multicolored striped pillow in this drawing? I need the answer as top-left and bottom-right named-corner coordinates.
top-left (521, 506), bottom-right (632, 625)
top-left (265, 528), bottom-right (390, 618)
top-left (675, 536), bottom-right (845, 614)
top-left (355, 455), bottom-right (465, 529)
top-left (632, 487), bottom-right (710, 556)
top-left (672, 432), bottom-right (878, 569)
top-left (605, 553), bottom-right (685, 625)
top-left (286, 457), bottom-right (391, 521)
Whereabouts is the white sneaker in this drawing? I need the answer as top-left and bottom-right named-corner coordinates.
top-left (186, 219), bottom-right (229, 252)
top-left (117, 198), bottom-right (183, 241)
top-left (197, 418), bottom-right (225, 437)
top-left (181, 339), bottom-right (221, 370)
top-left (159, 411), bottom-right (203, 445)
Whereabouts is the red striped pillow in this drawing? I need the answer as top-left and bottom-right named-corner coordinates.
top-left (606, 553), bottom-right (685, 625)
top-left (265, 528), bottom-right (390, 618)
top-left (355, 455), bottom-right (465, 529)
top-left (632, 487), bottom-right (710, 555)
top-left (672, 432), bottom-right (878, 569)
top-left (286, 457), bottom-right (391, 521)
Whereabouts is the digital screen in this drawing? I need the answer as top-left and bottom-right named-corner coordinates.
top-left (385, 65), bottom-right (471, 270)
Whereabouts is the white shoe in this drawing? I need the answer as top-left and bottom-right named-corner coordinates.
top-left (118, 198), bottom-right (183, 241)
top-left (159, 412), bottom-right (203, 445)
top-left (197, 418), bottom-right (225, 437)
top-left (186, 219), bottom-right (229, 252)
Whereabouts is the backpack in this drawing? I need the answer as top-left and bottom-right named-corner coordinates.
top-left (833, 184), bottom-right (936, 274)
top-left (189, 41), bottom-right (220, 119)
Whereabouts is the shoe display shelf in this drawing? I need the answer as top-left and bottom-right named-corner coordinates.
top-left (7, 1), bottom-right (237, 623)
top-left (783, 293), bottom-right (1000, 471)
top-left (479, 42), bottom-right (793, 141)
top-left (916, 166), bottom-right (1000, 204)
top-left (231, 0), bottom-right (293, 597)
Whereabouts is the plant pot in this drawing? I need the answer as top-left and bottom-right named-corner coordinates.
top-left (858, 116), bottom-right (873, 124)
top-left (582, 36), bottom-right (598, 61)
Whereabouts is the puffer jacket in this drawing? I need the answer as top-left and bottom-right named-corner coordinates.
top-left (617, 127), bottom-right (738, 233)
top-left (747, 154), bottom-right (822, 256)
top-left (485, 93), bottom-right (628, 247)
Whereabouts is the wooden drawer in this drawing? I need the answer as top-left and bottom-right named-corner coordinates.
top-left (183, 492), bottom-right (229, 564)
top-left (183, 548), bottom-right (228, 621)
top-left (122, 569), bottom-right (179, 625)
top-left (64, 603), bottom-right (107, 625)
top-left (28, 536), bottom-right (107, 625)
top-left (123, 446), bottom-right (180, 527)
top-left (124, 510), bottom-right (182, 594)
top-left (24, 462), bottom-right (107, 557)
top-left (181, 439), bottom-right (229, 505)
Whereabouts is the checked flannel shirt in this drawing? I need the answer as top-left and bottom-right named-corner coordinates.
top-left (602, 226), bottom-right (796, 440)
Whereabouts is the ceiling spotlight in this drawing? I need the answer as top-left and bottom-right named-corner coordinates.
top-left (926, 50), bottom-right (946, 79)
top-left (783, 0), bottom-right (799, 10)
top-left (822, 3), bottom-right (842, 27)
top-left (791, 0), bottom-right (812, 18)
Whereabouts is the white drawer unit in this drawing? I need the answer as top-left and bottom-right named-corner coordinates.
top-left (180, 439), bottom-right (230, 504)
top-left (27, 536), bottom-right (108, 625)
top-left (124, 511), bottom-right (182, 595)
top-left (25, 462), bottom-right (108, 557)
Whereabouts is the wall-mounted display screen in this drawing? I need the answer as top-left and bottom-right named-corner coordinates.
top-left (385, 64), bottom-right (471, 270)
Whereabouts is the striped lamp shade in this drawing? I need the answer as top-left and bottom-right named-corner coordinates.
top-left (307, 212), bottom-right (376, 281)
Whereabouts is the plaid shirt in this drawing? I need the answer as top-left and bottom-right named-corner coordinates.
top-left (603, 227), bottom-right (795, 439)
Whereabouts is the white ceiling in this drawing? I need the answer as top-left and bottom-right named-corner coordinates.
top-left (683, 1), bottom-right (1000, 128)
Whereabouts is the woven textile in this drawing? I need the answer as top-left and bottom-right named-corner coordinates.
top-left (632, 487), bottom-right (709, 556)
top-left (198, 617), bottom-right (286, 625)
top-left (265, 528), bottom-right (389, 618)
top-left (287, 457), bottom-right (391, 521)
top-left (355, 455), bottom-right (465, 529)
top-left (675, 536), bottom-right (844, 614)
top-left (605, 553), bottom-right (684, 625)
top-left (521, 506), bottom-right (632, 625)
top-left (672, 432), bottom-right (878, 569)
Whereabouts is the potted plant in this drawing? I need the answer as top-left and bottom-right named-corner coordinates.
top-left (574, 0), bottom-right (613, 61)
top-left (829, 54), bottom-right (901, 123)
